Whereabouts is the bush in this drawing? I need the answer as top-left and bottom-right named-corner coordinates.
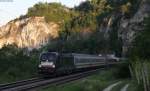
top-left (112, 63), bottom-right (131, 79)
top-left (0, 45), bottom-right (39, 83)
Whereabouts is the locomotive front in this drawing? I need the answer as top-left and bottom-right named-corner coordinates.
top-left (38, 52), bottom-right (58, 74)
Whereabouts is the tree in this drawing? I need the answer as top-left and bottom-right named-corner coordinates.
top-left (130, 17), bottom-right (150, 60)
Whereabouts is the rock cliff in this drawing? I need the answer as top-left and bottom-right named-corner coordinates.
top-left (99, 0), bottom-right (150, 56)
top-left (0, 17), bottom-right (59, 49)
top-left (118, 0), bottom-right (150, 56)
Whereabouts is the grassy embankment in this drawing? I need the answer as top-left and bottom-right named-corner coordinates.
top-left (40, 66), bottom-right (130, 91)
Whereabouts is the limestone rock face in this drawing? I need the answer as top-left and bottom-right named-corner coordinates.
top-left (98, 0), bottom-right (150, 56)
top-left (118, 0), bottom-right (150, 56)
top-left (0, 17), bottom-right (59, 49)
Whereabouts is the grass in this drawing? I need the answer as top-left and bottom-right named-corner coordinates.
top-left (127, 80), bottom-right (144, 91)
top-left (0, 71), bottom-right (38, 84)
top-left (40, 68), bottom-right (122, 91)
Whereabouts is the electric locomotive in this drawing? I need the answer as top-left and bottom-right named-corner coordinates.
top-left (38, 52), bottom-right (58, 74)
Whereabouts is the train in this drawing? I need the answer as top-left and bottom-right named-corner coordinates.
top-left (38, 52), bottom-right (120, 75)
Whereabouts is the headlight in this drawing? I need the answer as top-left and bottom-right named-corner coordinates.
top-left (52, 65), bottom-right (55, 68)
top-left (38, 65), bottom-right (42, 68)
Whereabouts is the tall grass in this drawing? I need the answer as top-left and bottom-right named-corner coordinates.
top-left (130, 60), bottom-right (150, 91)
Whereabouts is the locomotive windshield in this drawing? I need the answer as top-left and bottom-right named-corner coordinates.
top-left (40, 52), bottom-right (57, 62)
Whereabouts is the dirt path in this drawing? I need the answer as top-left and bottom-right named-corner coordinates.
top-left (103, 81), bottom-right (122, 91)
top-left (121, 84), bottom-right (129, 91)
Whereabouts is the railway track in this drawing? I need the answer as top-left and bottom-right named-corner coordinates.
top-left (0, 69), bottom-right (102, 91)
top-left (0, 77), bottom-right (44, 91)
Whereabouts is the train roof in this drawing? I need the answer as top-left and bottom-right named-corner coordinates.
top-left (62, 53), bottom-right (106, 59)
top-left (41, 52), bottom-right (106, 59)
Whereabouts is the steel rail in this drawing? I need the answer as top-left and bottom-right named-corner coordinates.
top-left (1, 69), bottom-right (102, 91)
top-left (0, 77), bottom-right (44, 90)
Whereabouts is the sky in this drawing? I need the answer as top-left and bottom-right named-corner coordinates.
top-left (0, 0), bottom-right (86, 26)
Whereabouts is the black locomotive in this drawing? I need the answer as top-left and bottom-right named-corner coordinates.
top-left (38, 52), bottom-right (120, 75)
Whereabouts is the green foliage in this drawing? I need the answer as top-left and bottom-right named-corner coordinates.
top-left (46, 31), bottom-right (107, 54)
top-left (128, 17), bottom-right (150, 91)
top-left (75, 1), bottom-right (93, 13)
top-left (27, 2), bottom-right (75, 23)
top-left (113, 63), bottom-right (131, 78)
top-left (128, 81), bottom-right (144, 91)
top-left (130, 17), bottom-right (150, 60)
top-left (108, 0), bottom-right (141, 17)
top-left (120, 2), bottom-right (131, 15)
top-left (129, 17), bottom-right (150, 89)
top-left (48, 0), bottom-right (113, 54)
top-left (129, 60), bottom-right (150, 91)
top-left (42, 0), bottom-right (140, 55)
top-left (0, 45), bottom-right (39, 83)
